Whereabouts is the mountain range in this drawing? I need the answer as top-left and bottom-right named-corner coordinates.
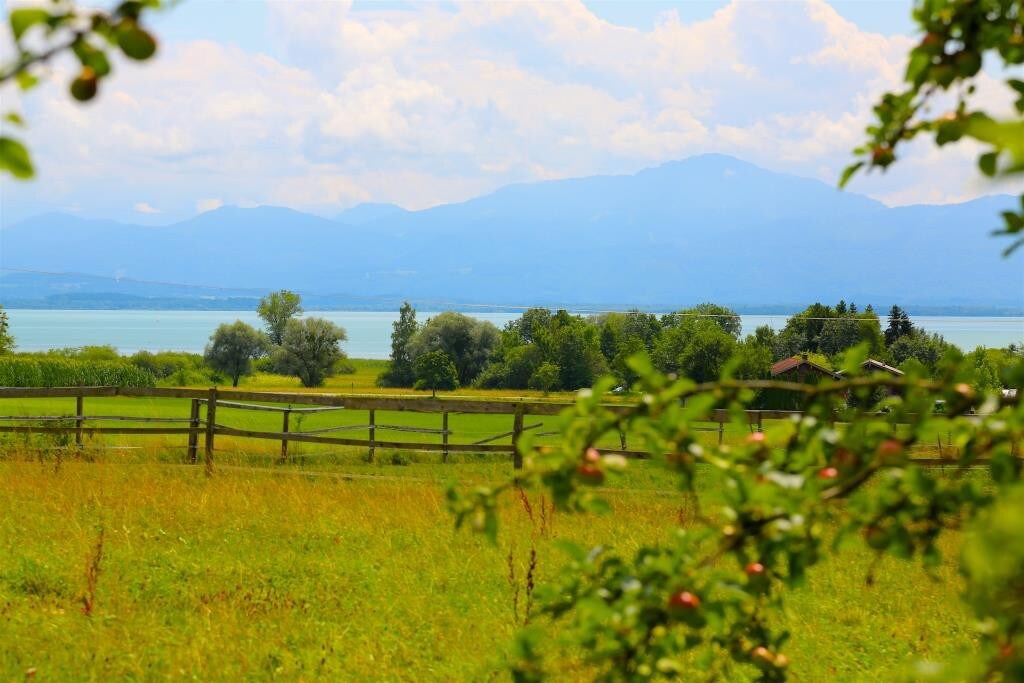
top-left (1, 154), bottom-right (1021, 312)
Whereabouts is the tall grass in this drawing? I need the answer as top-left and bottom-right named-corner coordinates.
top-left (0, 356), bottom-right (155, 387)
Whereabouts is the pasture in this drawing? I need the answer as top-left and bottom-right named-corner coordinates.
top-left (0, 377), bottom-right (981, 680)
top-left (0, 455), bottom-right (976, 681)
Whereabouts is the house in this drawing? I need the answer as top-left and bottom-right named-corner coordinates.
top-left (835, 358), bottom-right (904, 396)
top-left (770, 354), bottom-right (839, 382)
top-left (847, 359), bottom-right (904, 377)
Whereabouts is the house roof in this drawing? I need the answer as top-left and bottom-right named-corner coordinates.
top-left (770, 356), bottom-right (837, 378)
top-left (835, 358), bottom-right (905, 377)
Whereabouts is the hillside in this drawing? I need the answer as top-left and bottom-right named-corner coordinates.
top-left (1, 154), bottom-right (1020, 309)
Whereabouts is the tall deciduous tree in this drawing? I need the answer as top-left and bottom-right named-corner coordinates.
top-left (378, 302), bottom-right (418, 387)
top-left (257, 290), bottom-right (303, 346)
top-left (274, 317), bottom-right (347, 388)
top-left (408, 312), bottom-right (499, 386)
top-left (203, 321), bottom-right (267, 387)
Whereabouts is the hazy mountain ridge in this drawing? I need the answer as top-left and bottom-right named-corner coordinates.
top-left (2, 154), bottom-right (1020, 310)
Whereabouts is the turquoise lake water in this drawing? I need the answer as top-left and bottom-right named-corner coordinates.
top-left (5, 310), bottom-right (1023, 358)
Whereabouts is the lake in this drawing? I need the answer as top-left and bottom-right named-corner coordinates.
top-left (4, 309), bottom-right (1023, 358)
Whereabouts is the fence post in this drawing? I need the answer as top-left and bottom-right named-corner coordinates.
top-left (718, 419), bottom-right (724, 446)
top-left (75, 395), bottom-right (84, 449)
top-left (619, 429), bottom-right (627, 452)
top-left (442, 411), bottom-right (449, 463)
top-left (204, 387), bottom-right (217, 476)
top-left (757, 411), bottom-right (763, 433)
top-left (280, 407), bottom-right (291, 463)
top-left (512, 405), bottom-right (525, 470)
top-left (368, 409), bottom-right (376, 462)
top-left (187, 398), bottom-right (200, 463)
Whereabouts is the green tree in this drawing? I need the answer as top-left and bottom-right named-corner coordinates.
top-left (662, 303), bottom-right (741, 338)
top-left (2, 1), bottom-right (163, 179)
top-left (413, 350), bottom-right (459, 397)
top-left (653, 318), bottom-right (737, 382)
top-left (0, 305), bottom-right (15, 354)
top-left (529, 361), bottom-right (560, 395)
top-left (378, 301), bottom-right (419, 387)
top-left (890, 331), bottom-right (955, 374)
top-left (203, 321), bottom-right (267, 387)
top-left (885, 305), bottom-right (915, 346)
top-left (257, 290), bottom-right (304, 346)
top-left (408, 312), bottom-right (499, 386)
top-left (274, 318), bottom-right (347, 388)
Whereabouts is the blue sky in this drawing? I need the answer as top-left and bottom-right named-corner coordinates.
top-left (0, 0), bottom-right (1018, 226)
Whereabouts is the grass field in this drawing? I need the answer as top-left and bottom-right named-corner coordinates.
top-left (0, 369), bottom-right (978, 679)
top-left (0, 455), bottom-right (976, 681)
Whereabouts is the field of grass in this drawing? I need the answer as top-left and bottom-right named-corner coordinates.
top-left (0, 453), bottom-right (976, 681)
top-left (0, 368), bottom-right (977, 679)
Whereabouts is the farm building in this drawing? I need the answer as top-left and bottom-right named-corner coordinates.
top-left (770, 354), bottom-right (839, 383)
top-left (836, 358), bottom-right (905, 396)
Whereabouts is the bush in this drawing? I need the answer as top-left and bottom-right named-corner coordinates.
top-left (0, 356), bottom-right (155, 387)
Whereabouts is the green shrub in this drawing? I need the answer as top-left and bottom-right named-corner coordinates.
top-left (0, 356), bottom-right (155, 387)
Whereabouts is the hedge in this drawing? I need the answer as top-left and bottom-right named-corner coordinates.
top-left (0, 357), bottom-right (156, 388)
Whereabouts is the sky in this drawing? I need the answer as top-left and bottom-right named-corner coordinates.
top-left (0, 0), bottom-right (1020, 226)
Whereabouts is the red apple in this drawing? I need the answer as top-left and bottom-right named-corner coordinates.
top-left (575, 463), bottom-right (604, 485)
top-left (817, 467), bottom-right (839, 480)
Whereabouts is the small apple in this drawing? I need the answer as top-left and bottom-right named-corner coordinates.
top-left (585, 447), bottom-right (601, 463)
top-left (774, 654), bottom-right (789, 668)
top-left (751, 646), bottom-right (775, 667)
top-left (876, 439), bottom-right (905, 464)
top-left (667, 590), bottom-right (705, 627)
top-left (745, 432), bottom-right (766, 445)
top-left (745, 562), bottom-right (765, 577)
top-left (576, 463), bottom-right (605, 485)
top-left (667, 591), bottom-right (700, 610)
top-left (817, 466), bottom-right (839, 480)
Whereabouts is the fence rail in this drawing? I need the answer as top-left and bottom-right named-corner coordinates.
top-left (0, 386), bottom-right (1010, 472)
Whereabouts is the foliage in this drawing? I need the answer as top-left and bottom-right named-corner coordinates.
top-left (0, 356), bottom-right (154, 387)
top-left (0, 305), bottom-right (15, 353)
top-left (1, 0), bottom-right (163, 179)
top-left (273, 317), bottom-right (347, 388)
top-left (413, 350), bottom-right (459, 396)
top-left (449, 351), bottom-right (1024, 681)
top-left (885, 305), bottom-right (915, 346)
top-left (528, 361), bottom-right (560, 395)
top-left (653, 316), bottom-right (738, 383)
top-left (890, 331), bottom-right (957, 374)
top-left (408, 312), bottom-right (500, 386)
top-left (203, 321), bottom-right (268, 387)
top-left (377, 301), bottom-right (419, 387)
top-left (842, 0), bottom-right (1024, 254)
top-left (773, 301), bottom-right (883, 359)
top-left (257, 290), bottom-right (303, 346)
top-left (129, 350), bottom-right (219, 386)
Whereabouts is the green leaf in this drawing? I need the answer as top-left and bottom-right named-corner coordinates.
top-left (978, 152), bottom-right (998, 177)
top-left (15, 71), bottom-right (39, 92)
top-left (4, 112), bottom-right (25, 127)
top-left (839, 162), bottom-right (863, 188)
top-left (0, 136), bottom-right (35, 179)
top-left (117, 25), bottom-right (157, 60)
top-left (10, 8), bottom-right (50, 41)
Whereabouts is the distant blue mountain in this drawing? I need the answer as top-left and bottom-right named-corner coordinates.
top-left (1, 154), bottom-right (1020, 310)
top-left (336, 202), bottom-right (409, 225)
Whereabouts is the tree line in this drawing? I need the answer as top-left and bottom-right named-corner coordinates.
top-left (377, 300), bottom-right (1021, 398)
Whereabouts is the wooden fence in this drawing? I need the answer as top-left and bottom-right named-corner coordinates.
top-left (0, 386), bottom-right (1001, 473)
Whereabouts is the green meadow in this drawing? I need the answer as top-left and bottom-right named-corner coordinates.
top-left (0, 367), bottom-right (977, 680)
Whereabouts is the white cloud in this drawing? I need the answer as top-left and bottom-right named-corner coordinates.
top-left (196, 198), bottom-right (224, 213)
top-left (3, 0), bottom-right (1014, 224)
top-left (134, 202), bottom-right (160, 214)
